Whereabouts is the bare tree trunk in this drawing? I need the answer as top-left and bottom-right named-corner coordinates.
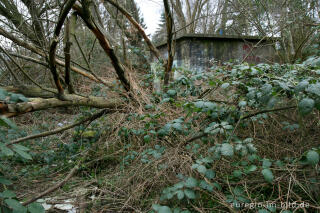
top-left (0, 93), bottom-right (122, 117)
top-left (73, 1), bottom-right (131, 92)
top-left (49, 0), bottom-right (77, 99)
top-left (163, 0), bottom-right (174, 87)
top-left (64, 18), bottom-right (75, 94)
top-left (170, 0), bottom-right (187, 34)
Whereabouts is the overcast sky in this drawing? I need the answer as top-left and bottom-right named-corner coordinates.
top-left (135, 0), bottom-right (163, 35)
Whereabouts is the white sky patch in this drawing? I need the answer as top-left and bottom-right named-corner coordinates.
top-left (136, 0), bottom-right (163, 35)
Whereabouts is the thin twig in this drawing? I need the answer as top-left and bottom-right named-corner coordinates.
top-left (186, 105), bottom-right (296, 143)
top-left (8, 109), bottom-right (110, 145)
top-left (73, 35), bottom-right (111, 87)
top-left (0, 53), bottom-right (21, 84)
top-left (241, 106), bottom-right (296, 120)
top-left (22, 159), bottom-right (82, 206)
top-left (0, 46), bottom-right (53, 93)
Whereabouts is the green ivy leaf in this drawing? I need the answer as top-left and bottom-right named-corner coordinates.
top-left (196, 165), bottom-right (207, 174)
top-left (298, 98), bottom-right (315, 115)
top-left (9, 94), bottom-right (20, 103)
top-left (27, 202), bottom-right (45, 213)
top-left (233, 186), bottom-right (244, 196)
top-left (172, 123), bottom-right (183, 131)
top-left (247, 144), bottom-right (257, 153)
top-left (13, 148), bottom-right (32, 160)
top-left (247, 165), bottom-right (257, 172)
top-left (0, 177), bottom-right (12, 185)
top-left (143, 135), bottom-right (151, 143)
top-left (161, 98), bottom-right (171, 103)
top-left (0, 190), bottom-right (16, 198)
top-left (205, 169), bottom-right (216, 179)
top-left (258, 209), bottom-right (269, 213)
top-left (267, 205), bottom-right (276, 212)
top-left (261, 168), bottom-right (274, 183)
top-left (295, 80), bottom-right (309, 92)
top-left (159, 206), bottom-right (172, 213)
top-left (173, 182), bottom-right (184, 190)
top-left (191, 163), bottom-right (199, 169)
top-left (238, 101), bottom-right (247, 107)
top-left (184, 189), bottom-right (196, 199)
top-left (0, 143), bottom-right (14, 156)
top-left (0, 116), bottom-right (18, 129)
top-left (144, 104), bottom-right (154, 110)
top-left (176, 190), bottom-right (184, 200)
top-left (0, 88), bottom-right (8, 100)
top-left (233, 170), bottom-right (242, 178)
top-left (5, 199), bottom-right (27, 212)
top-left (185, 177), bottom-right (198, 188)
top-left (152, 204), bottom-right (172, 213)
top-left (221, 83), bottom-right (230, 89)
top-left (199, 180), bottom-right (213, 192)
top-left (204, 102), bottom-right (216, 110)
top-left (167, 89), bottom-right (177, 97)
top-left (306, 150), bottom-right (319, 165)
top-left (213, 182), bottom-right (222, 191)
top-left (12, 144), bottom-right (30, 151)
top-left (305, 83), bottom-right (320, 96)
top-left (173, 208), bottom-right (182, 213)
top-left (262, 158), bottom-right (272, 168)
top-left (157, 128), bottom-right (169, 137)
top-left (221, 143), bottom-right (234, 157)
top-left (9, 93), bottom-right (28, 103)
top-left (152, 204), bottom-right (161, 211)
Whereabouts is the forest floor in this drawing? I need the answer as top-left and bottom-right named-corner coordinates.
top-left (7, 65), bottom-right (320, 213)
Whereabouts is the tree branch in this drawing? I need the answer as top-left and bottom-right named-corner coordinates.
top-left (8, 109), bottom-right (110, 145)
top-left (73, 2), bottom-right (131, 92)
top-left (22, 160), bottom-right (81, 206)
top-left (0, 46), bottom-right (53, 93)
top-left (0, 26), bottom-right (100, 83)
top-left (49, 0), bottom-right (77, 98)
top-left (0, 94), bottom-right (122, 117)
top-left (103, 0), bottom-right (162, 60)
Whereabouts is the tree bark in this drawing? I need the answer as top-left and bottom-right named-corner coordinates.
top-left (0, 94), bottom-right (122, 117)
top-left (163, 0), bottom-right (174, 87)
top-left (73, 2), bottom-right (131, 92)
top-left (64, 18), bottom-right (75, 94)
top-left (170, 0), bottom-right (187, 34)
top-left (49, 0), bottom-right (77, 98)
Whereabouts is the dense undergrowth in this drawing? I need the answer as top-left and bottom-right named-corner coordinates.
top-left (1, 57), bottom-right (320, 212)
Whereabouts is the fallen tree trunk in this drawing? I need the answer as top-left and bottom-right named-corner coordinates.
top-left (0, 94), bottom-right (123, 117)
top-left (3, 86), bottom-right (56, 98)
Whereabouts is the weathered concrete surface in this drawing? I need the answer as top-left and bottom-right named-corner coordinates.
top-left (157, 34), bottom-right (278, 71)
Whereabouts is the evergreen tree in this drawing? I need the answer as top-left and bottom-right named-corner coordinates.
top-left (152, 11), bottom-right (167, 44)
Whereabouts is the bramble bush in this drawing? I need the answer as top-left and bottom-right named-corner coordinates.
top-left (141, 57), bottom-right (320, 212)
top-left (0, 55), bottom-right (319, 212)
top-left (0, 89), bottom-right (45, 212)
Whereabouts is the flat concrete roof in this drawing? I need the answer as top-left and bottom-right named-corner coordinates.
top-left (156, 33), bottom-right (277, 48)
